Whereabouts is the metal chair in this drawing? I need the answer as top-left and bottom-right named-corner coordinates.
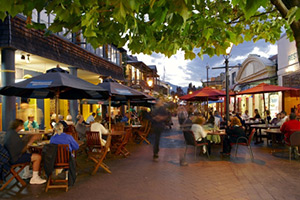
top-left (183, 130), bottom-right (210, 160)
top-left (230, 128), bottom-right (255, 161)
top-left (288, 131), bottom-right (300, 161)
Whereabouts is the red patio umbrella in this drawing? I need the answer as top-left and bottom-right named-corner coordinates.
top-left (180, 87), bottom-right (224, 101)
top-left (238, 83), bottom-right (299, 95)
top-left (238, 83), bottom-right (299, 114)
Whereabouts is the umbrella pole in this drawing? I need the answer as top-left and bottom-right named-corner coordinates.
top-left (128, 100), bottom-right (131, 124)
top-left (109, 96), bottom-right (111, 132)
top-left (55, 92), bottom-right (59, 123)
top-left (206, 97), bottom-right (209, 118)
top-left (262, 93), bottom-right (266, 116)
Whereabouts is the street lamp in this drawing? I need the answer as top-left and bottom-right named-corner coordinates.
top-left (224, 43), bottom-right (233, 126)
top-left (147, 79), bottom-right (153, 87)
top-left (206, 64), bottom-right (210, 87)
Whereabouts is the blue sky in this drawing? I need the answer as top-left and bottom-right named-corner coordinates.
top-left (134, 39), bottom-right (277, 88)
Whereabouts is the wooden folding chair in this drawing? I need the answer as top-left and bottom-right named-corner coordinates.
top-left (112, 129), bottom-right (131, 157)
top-left (64, 125), bottom-right (76, 134)
top-left (137, 122), bottom-right (152, 144)
top-left (86, 132), bottom-right (111, 175)
top-left (112, 122), bottom-right (125, 131)
top-left (0, 162), bottom-right (30, 191)
top-left (45, 144), bottom-right (70, 192)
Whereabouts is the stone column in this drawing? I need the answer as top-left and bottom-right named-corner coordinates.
top-left (1, 48), bottom-right (16, 131)
top-left (69, 67), bottom-right (78, 121)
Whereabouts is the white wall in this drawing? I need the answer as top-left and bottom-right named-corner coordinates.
top-left (277, 34), bottom-right (299, 86)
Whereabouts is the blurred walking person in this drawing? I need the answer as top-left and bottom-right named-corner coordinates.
top-left (151, 99), bottom-right (169, 162)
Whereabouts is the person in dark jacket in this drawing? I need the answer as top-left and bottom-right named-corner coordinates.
top-left (4, 119), bottom-right (46, 184)
top-left (221, 117), bottom-right (247, 156)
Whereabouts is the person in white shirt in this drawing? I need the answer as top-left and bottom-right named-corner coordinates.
top-left (90, 116), bottom-right (108, 146)
top-left (86, 112), bottom-right (96, 124)
top-left (277, 111), bottom-right (288, 126)
top-left (190, 117), bottom-right (208, 153)
top-left (242, 110), bottom-right (250, 121)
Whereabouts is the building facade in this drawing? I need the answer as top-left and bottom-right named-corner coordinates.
top-left (277, 33), bottom-right (300, 115)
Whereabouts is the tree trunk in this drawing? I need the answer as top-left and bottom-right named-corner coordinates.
top-left (271, 0), bottom-right (300, 63)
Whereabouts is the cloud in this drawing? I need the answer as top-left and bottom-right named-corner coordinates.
top-left (132, 39), bottom-right (278, 88)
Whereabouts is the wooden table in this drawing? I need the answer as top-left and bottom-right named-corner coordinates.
top-left (265, 128), bottom-right (283, 147)
top-left (19, 130), bottom-right (52, 135)
top-left (102, 130), bottom-right (126, 136)
top-left (245, 121), bottom-right (263, 134)
top-left (250, 124), bottom-right (280, 144)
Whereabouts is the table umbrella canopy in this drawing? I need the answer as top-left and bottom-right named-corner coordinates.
top-left (238, 83), bottom-right (299, 95)
top-left (0, 68), bottom-right (108, 99)
top-left (180, 87), bottom-right (224, 101)
top-left (97, 79), bottom-right (148, 100)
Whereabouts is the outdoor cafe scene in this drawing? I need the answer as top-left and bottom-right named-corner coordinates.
top-left (2, 2), bottom-right (300, 199)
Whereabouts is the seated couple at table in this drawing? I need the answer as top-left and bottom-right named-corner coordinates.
top-left (221, 117), bottom-right (247, 156)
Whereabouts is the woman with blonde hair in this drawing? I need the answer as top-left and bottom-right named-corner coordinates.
top-left (191, 116), bottom-right (210, 154)
top-left (221, 117), bottom-right (246, 156)
top-left (50, 123), bottom-right (79, 153)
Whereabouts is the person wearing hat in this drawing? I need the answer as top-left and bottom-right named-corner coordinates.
top-left (24, 115), bottom-right (39, 131)
top-left (221, 117), bottom-right (246, 156)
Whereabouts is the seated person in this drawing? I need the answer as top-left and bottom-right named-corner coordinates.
top-left (120, 113), bottom-right (130, 124)
top-left (271, 113), bottom-right (281, 125)
top-left (50, 123), bottom-right (79, 153)
top-left (277, 111), bottom-right (288, 126)
top-left (205, 112), bottom-right (215, 129)
top-left (280, 113), bottom-right (300, 145)
top-left (214, 111), bottom-right (223, 125)
top-left (115, 111), bottom-right (123, 123)
top-left (86, 112), bottom-right (96, 125)
top-left (24, 115), bottom-right (39, 131)
top-left (190, 117), bottom-right (209, 154)
top-left (253, 109), bottom-right (261, 121)
top-left (58, 115), bottom-right (68, 129)
top-left (235, 112), bottom-right (245, 127)
top-left (75, 115), bottom-right (88, 141)
top-left (221, 117), bottom-right (246, 155)
top-left (4, 119), bottom-right (46, 184)
top-left (65, 114), bottom-right (74, 126)
top-left (265, 110), bottom-right (272, 124)
top-left (242, 110), bottom-right (250, 121)
top-left (90, 116), bottom-right (108, 146)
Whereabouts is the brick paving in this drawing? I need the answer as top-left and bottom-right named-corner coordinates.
top-left (1, 117), bottom-right (300, 200)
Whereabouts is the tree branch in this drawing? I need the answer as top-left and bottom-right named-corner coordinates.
top-left (226, 10), bottom-right (277, 25)
top-left (270, 0), bottom-right (289, 18)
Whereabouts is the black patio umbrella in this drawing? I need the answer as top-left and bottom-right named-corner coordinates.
top-left (0, 67), bottom-right (108, 122)
top-left (98, 79), bottom-right (150, 130)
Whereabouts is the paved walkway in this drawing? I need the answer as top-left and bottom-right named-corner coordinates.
top-left (1, 117), bottom-right (300, 200)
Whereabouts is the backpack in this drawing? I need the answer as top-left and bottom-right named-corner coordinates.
top-left (0, 144), bottom-right (11, 181)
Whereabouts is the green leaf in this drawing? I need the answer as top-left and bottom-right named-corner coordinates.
top-left (184, 51), bottom-right (196, 60)
top-left (244, 0), bottom-right (267, 19)
top-left (84, 28), bottom-right (97, 37)
top-left (296, 7), bottom-right (300, 21)
top-left (287, 6), bottom-right (298, 25)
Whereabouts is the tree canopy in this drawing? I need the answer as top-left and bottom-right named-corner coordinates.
top-left (0, 0), bottom-right (299, 59)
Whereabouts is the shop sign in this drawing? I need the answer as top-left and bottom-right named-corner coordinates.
top-left (283, 72), bottom-right (300, 88)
